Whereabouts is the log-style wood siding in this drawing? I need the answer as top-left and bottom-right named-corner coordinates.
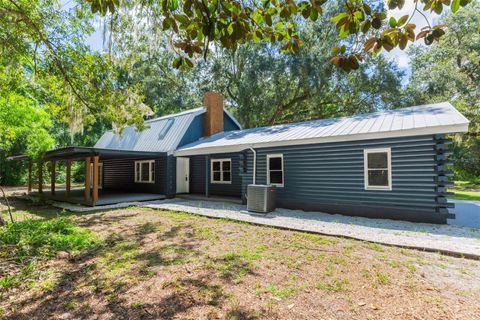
top-left (189, 153), bottom-right (242, 197)
top-left (237, 134), bottom-right (453, 223)
top-left (102, 157), bottom-right (166, 194)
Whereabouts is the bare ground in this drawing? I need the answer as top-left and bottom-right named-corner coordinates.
top-left (1, 197), bottom-right (480, 320)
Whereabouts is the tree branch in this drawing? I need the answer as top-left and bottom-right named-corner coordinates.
top-left (268, 90), bottom-right (314, 125)
top-left (3, 0), bottom-right (94, 112)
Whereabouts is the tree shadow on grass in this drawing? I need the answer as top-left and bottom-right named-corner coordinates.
top-left (1, 219), bottom-right (210, 319)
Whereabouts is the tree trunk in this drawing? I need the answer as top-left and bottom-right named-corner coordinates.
top-left (0, 186), bottom-right (13, 223)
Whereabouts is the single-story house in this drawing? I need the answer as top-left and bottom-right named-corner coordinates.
top-left (11, 92), bottom-right (470, 223)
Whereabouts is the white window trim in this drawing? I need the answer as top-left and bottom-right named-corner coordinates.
top-left (267, 154), bottom-right (284, 187)
top-left (364, 148), bottom-right (392, 191)
top-left (134, 160), bottom-right (155, 184)
top-left (210, 158), bottom-right (232, 184)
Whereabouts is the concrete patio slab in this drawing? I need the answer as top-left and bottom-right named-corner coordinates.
top-left (142, 199), bottom-right (480, 259)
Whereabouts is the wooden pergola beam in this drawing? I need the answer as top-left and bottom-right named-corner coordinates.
top-left (66, 160), bottom-right (71, 198)
top-left (84, 157), bottom-right (91, 201)
top-left (50, 160), bottom-right (56, 195)
top-left (92, 156), bottom-right (99, 204)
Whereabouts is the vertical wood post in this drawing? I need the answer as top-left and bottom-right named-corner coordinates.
top-left (84, 157), bottom-right (91, 201)
top-left (92, 156), bottom-right (99, 204)
top-left (66, 160), bottom-right (71, 198)
top-left (27, 161), bottom-right (32, 193)
top-left (38, 161), bottom-right (43, 194)
top-left (50, 160), bottom-right (56, 195)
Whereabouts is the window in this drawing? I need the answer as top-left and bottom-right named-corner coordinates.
top-left (364, 148), bottom-right (391, 190)
top-left (267, 154), bottom-right (284, 187)
top-left (211, 159), bottom-right (231, 184)
top-left (135, 160), bottom-right (155, 183)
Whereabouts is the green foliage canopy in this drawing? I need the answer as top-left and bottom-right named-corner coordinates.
top-left (406, 2), bottom-right (480, 178)
top-left (84, 0), bottom-right (473, 70)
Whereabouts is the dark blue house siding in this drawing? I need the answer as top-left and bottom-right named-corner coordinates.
top-left (224, 112), bottom-right (240, 131)
top-left (178, 112), bottom-right (241, 148)
top-left (178, 115), bottom-right (204, 148)
top-left (239, 134), bottom-right (452, 223)
top-left (189, 153), bottom-right (242, 197)
top-left (102, 157), bottom-right (166, 194)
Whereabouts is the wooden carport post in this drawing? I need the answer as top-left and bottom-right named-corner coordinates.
top-left (84, 157), bottom-right (91, 202)
top-left (27, 160), bottom-right (32, 194)
top-left (66, 160), bottom-right (71, 198)
top-left (50, 160), bottom-right (56, 195)
top-left (92, 156), bottom-right (99, 204)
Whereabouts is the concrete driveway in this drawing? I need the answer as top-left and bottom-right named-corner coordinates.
top-left (448, 200), bottom-right (480, 229)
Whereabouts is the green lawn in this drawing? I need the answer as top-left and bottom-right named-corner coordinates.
top-left (450, 181), bottom-right (480, 201)
top-left (450, 190), bottom-right (480, 201)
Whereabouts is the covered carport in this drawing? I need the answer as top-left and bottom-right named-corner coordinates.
top-left (9, 147), bottom-right (167, 206)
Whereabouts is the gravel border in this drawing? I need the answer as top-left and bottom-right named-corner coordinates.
top-left (141, 199), bottom-right (480, 259)
top-left (50, 198), bottom-right (480, 259)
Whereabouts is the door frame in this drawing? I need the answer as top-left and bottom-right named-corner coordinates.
top-left (176, 157), bottom-right (190, 194)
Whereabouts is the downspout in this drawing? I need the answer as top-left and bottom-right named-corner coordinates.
top-left (248, 147), bottom-right (256, 185)
top-left (205, 155), bottom-right (209, 197)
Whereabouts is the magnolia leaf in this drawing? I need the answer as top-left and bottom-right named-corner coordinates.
top-left (169, 0), bottom-right (178, 11)
top-left (331, 12), bottom-right (348, 23)
top-left (330, 56), bottom-right (341, 65)
top-left (389, 17), bottom-right (396, 28)
top-left (452, 0), bottom-right (460, 12)
top-left (364, 37), bottom-right (376, 52)
top-left (173, 57), bottom-right (183, 68)
top-left (397, 15), bottom-right (408, 26)
top-left (372, 17), bottom-right (382, 29)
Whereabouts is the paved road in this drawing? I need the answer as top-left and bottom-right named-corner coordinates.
top-left (448, 200), bottom-right (480, 229)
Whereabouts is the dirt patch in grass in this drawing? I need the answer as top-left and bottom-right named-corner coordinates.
top-left (1, 198), bottom-right (479, 319)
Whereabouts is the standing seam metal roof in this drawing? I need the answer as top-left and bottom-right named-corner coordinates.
top-left (94, 107), bottom-right (206, 153)
top-left (175, 102), bottom-right (470, 156)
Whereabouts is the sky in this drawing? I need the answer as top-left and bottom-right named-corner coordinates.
top-left (85, 1), bottom-right (440, 76)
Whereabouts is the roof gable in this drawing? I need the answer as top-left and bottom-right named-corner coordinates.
top-left (94, 107), bottom-right (205, 153)
top-left (94, 106), bottom-right (242, 153)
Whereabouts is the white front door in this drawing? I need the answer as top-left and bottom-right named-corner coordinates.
top-left (176, 157), bottom-right (190, 194)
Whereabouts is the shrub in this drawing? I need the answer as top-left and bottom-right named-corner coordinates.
top-left (0, 218), bottom-right (101, 260)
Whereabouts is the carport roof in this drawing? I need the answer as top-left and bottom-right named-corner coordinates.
top-left (7, 147), bottom-right (166, 161)
top-left (43, 147), bottom-right (166, 160)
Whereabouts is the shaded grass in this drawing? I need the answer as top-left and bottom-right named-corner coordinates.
top-left (0, 218), bottom-right (101, 290)
top-left (3, 203), bottom-right (479, 319)
top-left (316, 278), bottom-right (349, 292)
top-left (0, 218), bottom-right (101, 260)
top-left (266, 284), bottom-right (297, 299)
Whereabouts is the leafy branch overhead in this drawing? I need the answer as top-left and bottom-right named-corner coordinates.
top-left (85, 0), bottom-right (473, 71)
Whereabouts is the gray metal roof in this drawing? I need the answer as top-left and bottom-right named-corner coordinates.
top-left (94, 107), bottom-right (206, 153)
top-left (175, 102), bottom-right (470, 156)
top-left (43, 147), bottom-right (166, 160)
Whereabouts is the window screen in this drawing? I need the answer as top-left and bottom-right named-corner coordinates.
top-left (364, 149), bottom-right (391, 190)
top-left (267, 155), bottom-right (284, 186)
top-left (211, 159), bottom-right (232, 183)
top-left (134, 160), bottom-right (155, 183)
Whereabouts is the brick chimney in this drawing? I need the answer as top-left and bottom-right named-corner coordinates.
top-left (203, 91), bottom-right (224, 136)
